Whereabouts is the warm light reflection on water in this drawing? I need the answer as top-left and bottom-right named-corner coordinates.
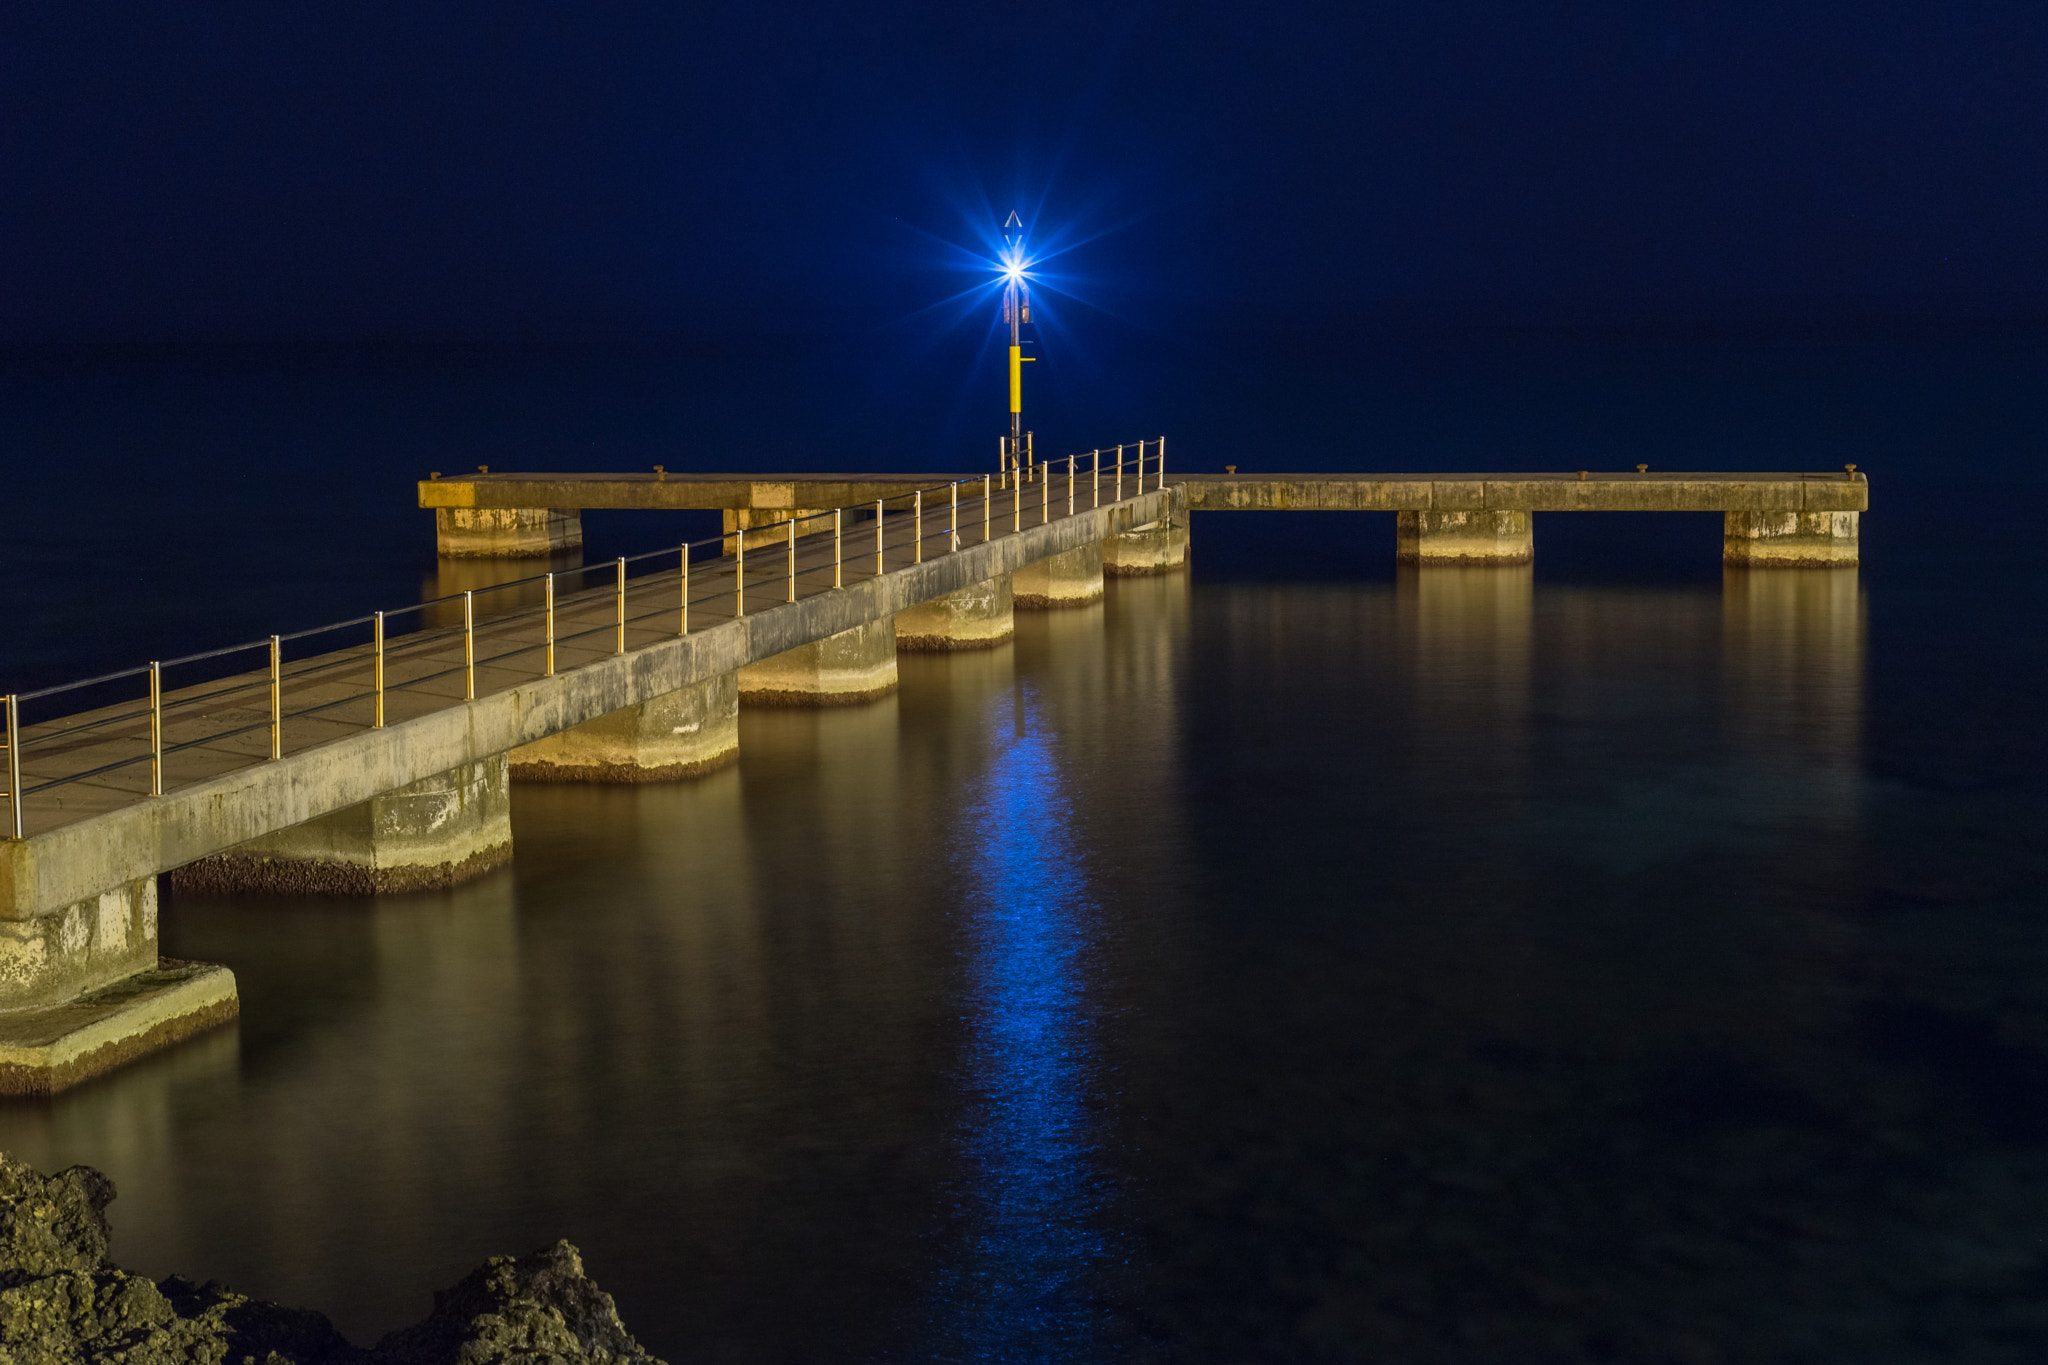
top-left (18, 562), bottom-right (2048, 1362)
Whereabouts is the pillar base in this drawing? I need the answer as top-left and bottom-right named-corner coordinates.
top-left (724, 509), bottom-right (834, 554)
top-left (1103, 521), bottom-right (1189, 577)
top-left (435, 508), bottom-right (584, 559)
top-left (0, 960), bottom-right (238, 1096)
top-left (1723, 511), bottom-right (1860, 568)
top-left (897, 577), bottom-right (1014, 651)
top-left (1396, 510), bottom-right (1533, 566)
top-left (170, 758), bottom-right (514, 896)
top-left (1015, 543), bottom-right (1105, 607)
top-left (511, 675), bottom-right (739, 781)
top-left (740, 618), bottom-right (898, 706)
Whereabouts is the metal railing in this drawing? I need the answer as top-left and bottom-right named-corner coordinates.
top-left (0, 437), bottom-right (1168, 841)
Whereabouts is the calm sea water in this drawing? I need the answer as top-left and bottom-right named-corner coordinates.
top-left (2, 331), bottom-right (2045, 1361)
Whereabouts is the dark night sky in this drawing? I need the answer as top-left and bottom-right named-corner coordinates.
top-left (5, 0), bottom-right (2047, 344)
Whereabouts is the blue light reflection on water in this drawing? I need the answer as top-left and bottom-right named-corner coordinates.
top-left (931, 678), bottom-right (1109, 1361)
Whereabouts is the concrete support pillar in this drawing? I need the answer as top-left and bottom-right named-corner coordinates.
top-left (171, 756), bottom-right (514, 895)
top-left (1102, 519), bottom-right (1190, 577)
top-left (1396, 510), bottom-right (1534, 566)
top-left (0, 875), bottom-right (238, 1096)
top-left (509, 674), bottom-right (739, 781)
top-left (723, 508), bottom-right (833, 554)
top-left (1723, 511), bottom-right (1860, 568)
top-left (1015, 542), bottom-right (1106, 608)
top-left (435, 508), bottom-right (584, 559)
top-left (740, 617), bottom-right (899, 706)
top-left (897, 575), bottom-right (1015, 652)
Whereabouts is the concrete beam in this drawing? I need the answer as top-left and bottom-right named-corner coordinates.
top-left (1175, 471), bottom-right (1869, 514)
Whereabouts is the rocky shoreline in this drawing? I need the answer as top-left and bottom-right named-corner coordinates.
top-left (0, 1151), bottom-right (665, 1364)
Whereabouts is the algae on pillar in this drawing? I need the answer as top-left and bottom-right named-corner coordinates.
top-left (1396, 510), bottom-right (1534, 566)
top-left (1723, 511), bottom-right (1859, 568)
top-left (1015, 543), bottom-right (1105, 607)
top-left (897, 576), bottom-right (1015, 651)
top-left (172, 756), bottom-right (513, 895)
top-left (740, 617), bottom-right (898, 706)
top-left (510, 675), bottom-right (740, 781)
top-left (0, 872), bottom-right (237, 1096)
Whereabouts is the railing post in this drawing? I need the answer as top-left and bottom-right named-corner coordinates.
top-left (4, 694), bottom-right (21, 840)
top-left (463, 590), bottom-right (476, 698)
top-left (1068, 454), bottom-right (1075, 515)
top-left (1116, 443), bottom-right (1124, 501)
top-left (736, 538), bottom-right (745, 618)
top-left (915, 490), bottom-right (923, 563)
top-left (834, 509), bottom-right (843, 588)
top-left (950, 481), bottom-right (959, 549)
top-left (983, 475), bottom-right (991, 542)
top-left (148, 662), bottom-right (163, 794)
top-left (787, 518), bottom-right (797, 603)
top-left (373, 612), bottom-right (388, 724)
top-left (680, 547), bottom-right (690, 635)
top-left (1158, 434), bottom-right (1166, 491)
top-left (268, 635), bottom-right (282, 760)
top-left (616, 557), bottom-right (628, 654)
top-left (998, 437), bottom-right (1007, 490)
top-left (542, 576), bottom-right (555, 676)
top-left (1041, 463), bottom-right (1049, 524)
top-left (1093, 449), bottom-right (1100, 507)
top-left (875, 499), bottom-right (884, 577)
top-left (1013, 472), bottom-right (1021, 533)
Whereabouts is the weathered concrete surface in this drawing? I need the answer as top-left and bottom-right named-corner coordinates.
top-left (170, 757), bottom-right (513, 895)
top-left (1, 484), bottom-right (1177, 923)
top-left (896, 575), bottom-right (1014, 651)
top-left (1015, 543), bottom-right (1105, 607)
top-left (723, 507), bottom-right (835, 554)
top-left (1103, 519), bottom-right (1189, 576)
top-left (435, 507), bottom-right (584, 558)
top-left (1397, 510), bottom-right (1535, 565)
top-left (0, 877), bottom-right (159, 1010)
top-left (422, 471), bottom-right (962, 514)
top-left (739, 617), bottom-right (898, 705)
top-left (510, 674), bottom-right (739, 780)
top-left (0, 961), bottom-right (237, 1096)
top-left (1177, 470), bottom-right (1870, 513)
top-left (1723, 510), bottom-right (1860, 567)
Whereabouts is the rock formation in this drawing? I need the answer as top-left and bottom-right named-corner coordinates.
top-left (0, 1150), bottom-right (665, 1365)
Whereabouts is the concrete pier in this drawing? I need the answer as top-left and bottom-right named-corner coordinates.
top-left (1723, 511), bottom-right (1860, 568)
top-left (740, 618), bottom-right (899, 706)
top-left (896, 576), bottom-right (1014, 651)
top-left (172, 757), bottom-right (514, 895)
top-left (435, 508), bottom-right (584, 559)
top-left (1014, 543), bottom-right (1105, 608)
top-left (1103, 519), bottom-right (1190, 576)
top-left (510, 675), bottom-right (739, 781)
top-left (1396, 510), bottom-right (1535, 566)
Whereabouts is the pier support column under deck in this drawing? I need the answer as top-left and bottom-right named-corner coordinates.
top-left (0, 873), bottom-right (238, 1096)
top-left (1723, 511), bottom-right (1860, 568)
top-left (171, 756), bottom-right (513, 895)
top-left (1396, 510), bottom-right (1534, 566)
top-left (1102, 519), bottom-right (1189, 577)
top-left (435, 508), bottom-right (584, 558)
top-left (897, 576), bottom-right (1014, 651)
top-left (723, 508), bottom-right (833, 554)
top-left (509, 674), bottom-right (740, 781)
top-left (1015, 543), bottom-right (1105, 608)
top-left (740, 618), bottom-right (899, 706)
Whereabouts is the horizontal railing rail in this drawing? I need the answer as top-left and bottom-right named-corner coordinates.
top-left (1, 438), bottom-right (1168, 841)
